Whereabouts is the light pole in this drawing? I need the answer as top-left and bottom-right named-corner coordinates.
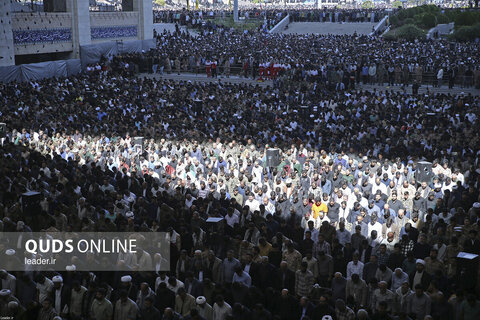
top-left (234, 0), bottom-right (238, 22)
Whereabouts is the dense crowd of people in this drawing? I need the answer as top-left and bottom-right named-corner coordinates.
top-left (153, 8), bottom-right (285, 25)
top-left (289, 9), bottom-right (389, 23)
top-left (1, 6), bottom-right (480, 320)
top-left (0, 53), bottom-right (480, 319)
top-left (147, 26), bottom-right (480, 87)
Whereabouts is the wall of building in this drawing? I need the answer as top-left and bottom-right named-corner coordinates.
top-left (90, 12), bottom-right (139, 42)
top-left (1, 0), bottom-right (153, 66)
top-left (0, 0), bottom-right (15, 67)
top-left (12, 12), bottom-right (74, 55)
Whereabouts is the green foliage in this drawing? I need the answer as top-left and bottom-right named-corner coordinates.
top-left (384, 24), bottom-right (426, 41)
top-left (392, 0), bottom-right (403, 8)
top-left (389, 15), bottom-right (399, 27)
top-left (394, 6), bottom-right (480, 29)
top-left (419, 12), bottom-right (437, 29)
top-left (390, 5), bottom-right (480, 41)
top-left (450, 23), bottom-right (480, 41)
top-left (361, 1), bottom-right (374, 9)
top-left (436, 14), bottom-right (449, 25)
top-left (209, 17), bottom-right (264, 32)
top-left (403, 18), bottom-right (415, 26)
top-left (454, 11), bottom-right (480, 26)
top-left (154, 0), bottom-right (166, 6)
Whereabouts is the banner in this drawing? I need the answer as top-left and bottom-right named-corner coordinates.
top-left (0, 232), bottom-right (170, 271)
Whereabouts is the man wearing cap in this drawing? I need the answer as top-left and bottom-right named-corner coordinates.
top-left (390, 267), bottom-right (409, 292)
top-left (371, 280), bottom-right (395, 313)
top-left (0, 269), bottom-right (16, 296)
top-left (4, 300), bottom-right (26, 320)
top-left (196, 296), bottom-right (213, 320)
top-left (51, 275), bottom-right (70, 318)
top-left (409, 259), bottom-right (431, 291)
top-left (0, 288), bottom-right (19, 316)
top-left (114, 275), bottom-right (138, 303)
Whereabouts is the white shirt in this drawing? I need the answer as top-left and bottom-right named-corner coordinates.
top-left (346, 261), bottom-right (364, 279)
top-left (37, 278), bottom-right (54, 303)
top-left (155, 276), bottom-right (169, 291)
top-left (213, 302), bottom-right (232, 320)
top-left (244, 199), bottom-right (260, 213)
top-left (225, 213), bottom-right (239, 228)
top-left (55, 285), bottom-right (62, 313)
top-left (167, 279), bottom-right (184, 294)
top-left (368, 221), bottom-right (383, 238)
top-left (336, 229), bottom-right (352, 246)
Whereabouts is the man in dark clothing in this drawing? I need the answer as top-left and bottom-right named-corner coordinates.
top-left (295, 296), bottom-right (315, 320)
top-left (412, 234), bottom-right (431, 259)
top-left (141, 297), bottom-right (161, 320)
top-left (371, 300), bottom-right (394, 320)
top-left (311, 295), bottom-right (336, 320)
top-left (409, 259), bottom-right (431, 291)
top-left (156, 282), bottom-right (175, 313)
top-left (463, 230), bottom-right (480, 254)
top-left (275, 261), bottom-right (295, 293)
top-left (387, 244), bottom-right (405, 270)
top-left (363, 255), bottom-right (379, 284)
top-left (273, 289), bottom-right (298, 320)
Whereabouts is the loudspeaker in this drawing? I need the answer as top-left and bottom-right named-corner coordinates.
top-left (266, 148), bottom-right (280, 167)
top-left (43, 0), bottom-right (66, 12)
top-left (415, 161), bottom-right (433, 183)
top-left (134, 136), bottom-right (144, 153)
top-left (456, 252), bottom-right (479, 290)
top-left (122, 0), bottom-right (134, 11)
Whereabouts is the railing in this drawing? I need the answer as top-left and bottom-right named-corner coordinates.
top-left (142, 62), bottom-right (480, 88)
top-left (269, 14), bottom-right (290, 33)
top-left (369, 14), bottom-right (389, 36)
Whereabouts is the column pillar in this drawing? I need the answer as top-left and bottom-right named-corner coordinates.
top-left (233, 0), bottom-right (238, 22)
top-left (134, 0), bottom-right (153, 40)
top-left (0, 0), bottom-right (15, 66)
top-left (67, 0), bottom-right (91, 59)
